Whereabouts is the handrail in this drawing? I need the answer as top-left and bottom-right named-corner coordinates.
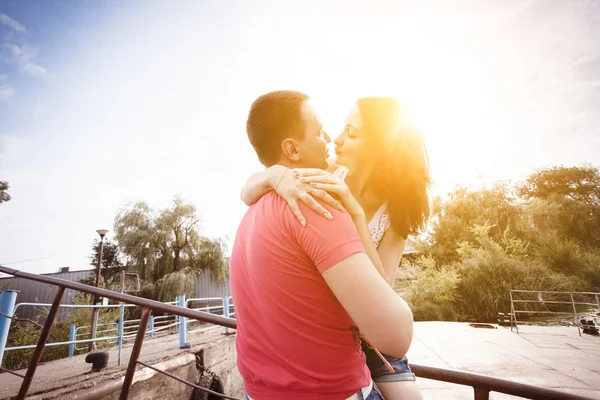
top-left (0, 266), bottom-right (236, 328)
top-left (0, 265), bottom-right (594, 400)
top-left (410, 364), bottom-right (592, 400)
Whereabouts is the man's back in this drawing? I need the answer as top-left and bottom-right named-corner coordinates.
top-left (230, 192), bottom-right (370, 400)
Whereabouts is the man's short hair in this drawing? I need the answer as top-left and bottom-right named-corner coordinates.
top-left (246, 90), bottom-right (310, 166)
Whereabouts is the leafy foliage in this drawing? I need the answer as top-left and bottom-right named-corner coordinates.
top-left (0, 180), bottom-right (10, 204)
top-left (113, 196), bottom-right (228, 301)
top-left (404, 164), bottom-right (600, 322)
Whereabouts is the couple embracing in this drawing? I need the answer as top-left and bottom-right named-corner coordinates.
top-left (230, 90), bottom-right (431, 400)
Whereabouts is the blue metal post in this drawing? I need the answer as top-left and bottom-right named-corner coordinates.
top-left (0, 290), bottom-right (18, 367)
top-left (148, 315), bottom-right (154, 338)
top-left (175, 297), bottom-right (180, 333)
top-left (68, 323), bottom-right (76, 357)
top-left (223, 296), bottom-right (230, 334)
top-left (177, 295), bottom-right (189, 348)
top-left (117, 303), bottom-right (125, 366)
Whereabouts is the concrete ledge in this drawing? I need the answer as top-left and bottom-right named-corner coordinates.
top-left (67, 353), bottom-right (197, 400)
top-left (1, 330), bottom-right (244, 400)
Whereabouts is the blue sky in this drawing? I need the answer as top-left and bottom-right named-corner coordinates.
top-left (1, 0), bottom-right (599, 274)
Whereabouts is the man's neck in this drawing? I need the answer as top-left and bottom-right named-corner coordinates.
top-left (274, 161), bottom-right (297, 170)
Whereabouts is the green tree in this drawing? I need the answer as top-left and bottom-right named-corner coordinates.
top-left (518, 165), bottom-right (600, 246)
top-left (422, 183), bottom-right (525, 264)
top-left (113, 197), bottom-right (228, 301)
top-left (81, 240), bottom-right (126, 291)
top-left (0, 180), bottom-right (11, 204)
top-left (409, 164), bottom-right (600, 321)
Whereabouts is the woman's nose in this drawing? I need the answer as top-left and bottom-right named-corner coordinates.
top-left (334, 133), bottom-right (343, 146)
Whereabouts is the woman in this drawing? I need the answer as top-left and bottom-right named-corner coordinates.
top-left (241, 97), bottom-right (431, 400)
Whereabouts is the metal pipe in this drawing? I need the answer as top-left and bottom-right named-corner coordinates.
top-left (0, 265), bottom-right (236, 329)
top-left (509, 290), bottom-right (518, 333)
top-left (17, 286), bottom-right (66, 400)
top-left (570, 293), bottom-right (581, 337)
top-left (6, 336), bottom-right (121, 352)
top-left (474, 387), bottom-right (490, 400)
top-left (510, 290), bottom-right (600, 295)
top-left (89, 234), bottom-right (106, 352)
top-left (119, 307), bottom-right (152, 400)
top-left (410, 364), bottom-right (591, 400)
top-left (223, 296), bottom-right (230, 334)
top-left (178, 295), bottom-right (190, 348)
top-left (68, 323), bottom-right (76, 357)
top-left (0, 366), bottom-right (25, 378)
top-left (117, 303), bottom-right (125, 366)
top-left (0, 290), bottom-right (18, 366)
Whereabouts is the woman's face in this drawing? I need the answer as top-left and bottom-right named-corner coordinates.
top-left (333, 106), bottom-right (375, 173)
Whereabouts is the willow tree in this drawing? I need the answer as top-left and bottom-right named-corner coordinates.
top-left (113, 197), bottom-right (228, 301)
top-left (0, 181), bottom-right (10, 204)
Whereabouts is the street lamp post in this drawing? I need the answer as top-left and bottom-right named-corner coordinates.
top-left (88, 229), bottom-right (109, 352)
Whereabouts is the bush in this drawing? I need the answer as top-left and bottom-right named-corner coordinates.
top-left (404, 256), bottom-right (460, 321)
top-left (453, 227), bottom-right (585, 321)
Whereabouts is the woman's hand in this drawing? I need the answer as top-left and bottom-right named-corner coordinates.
top-left (272, 168), bottom-right (344, 226)
top-left (294, 168), bottom-right (365, 219)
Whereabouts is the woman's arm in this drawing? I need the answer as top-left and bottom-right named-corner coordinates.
top-left (240, 165), bottom-right (288, 206)
top-left (376, 229), bottom-right (408, 287)
top-left (240, 166), bottom-right (343, 225)
top-left (296, 171), bottom-right (394, 284)
top-left (350, 212), bottom-right (393, 285)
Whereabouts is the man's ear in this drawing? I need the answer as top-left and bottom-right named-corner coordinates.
top-left (280, 138), bottom-right (301, 162)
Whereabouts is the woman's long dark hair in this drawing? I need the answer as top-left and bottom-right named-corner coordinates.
top-left (355, 97), bottom-right (431, 238)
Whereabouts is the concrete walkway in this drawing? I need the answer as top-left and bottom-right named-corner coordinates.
top-left (0, 327), bottom-right (229, 399)
top-left (1, 322), bottom-right (599, 399)
top-left (407, 322), bottom-right (600, 399)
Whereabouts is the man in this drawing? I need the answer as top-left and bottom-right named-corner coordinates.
top-left (230, 90), bottom-right (413, 399)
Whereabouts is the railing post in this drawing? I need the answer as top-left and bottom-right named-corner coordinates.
top-left (0, 290), bottom-right (18, 367)
top-left (89, 308), bottom-right (100, 352)
top-left (119, 307), bottom-right (152, 400)
top-left (177, 295), bottom-right (189, 348)
top-left (175, 297), bottom-right (180, 334)
top-left (570, 293), bottom-right (581, 337)
top-left (509, 290), bottom-right (518, 334)
top-left (148, 315), bottom-right (154, 338)
top-left (68, 323), bottom-right (76, 357)
top-left (223, 296), bottom-right (230, 334)
top-left (474, 387), bottom-right (490, 400)
top-left (17, 287), bottom-right (66, 400)
top-left (117, 303), bottom-right (125, 366)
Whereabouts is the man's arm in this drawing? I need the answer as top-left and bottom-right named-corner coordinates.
top-left (322, 253), bottom-right (413, 358)
top-left (292, 202), bottom-right (413, 358)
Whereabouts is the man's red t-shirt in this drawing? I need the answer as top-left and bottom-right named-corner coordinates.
top-left (230, 192), bottom-right (371, 400)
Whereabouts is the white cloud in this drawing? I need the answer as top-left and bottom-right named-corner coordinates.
top-left (0, 134), bottom-right (27, 165)
top-left (0, 86), bottom-right (14, 101)
top-left (0, 13), bottom-right (25, 33)
top-left (1, 43), bottom-right (47, 76)
top-left (0, 74), bottom-right (14, 100)
top-left (22, 63), bottom-right (47, 76)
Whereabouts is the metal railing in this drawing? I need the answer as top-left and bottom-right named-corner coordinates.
top-left (0, 265), bottom-right (594, 400)
top-left (2, 296), bottom-right (229, 366)
top-left (509, 290), bottom-right (600, 335)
